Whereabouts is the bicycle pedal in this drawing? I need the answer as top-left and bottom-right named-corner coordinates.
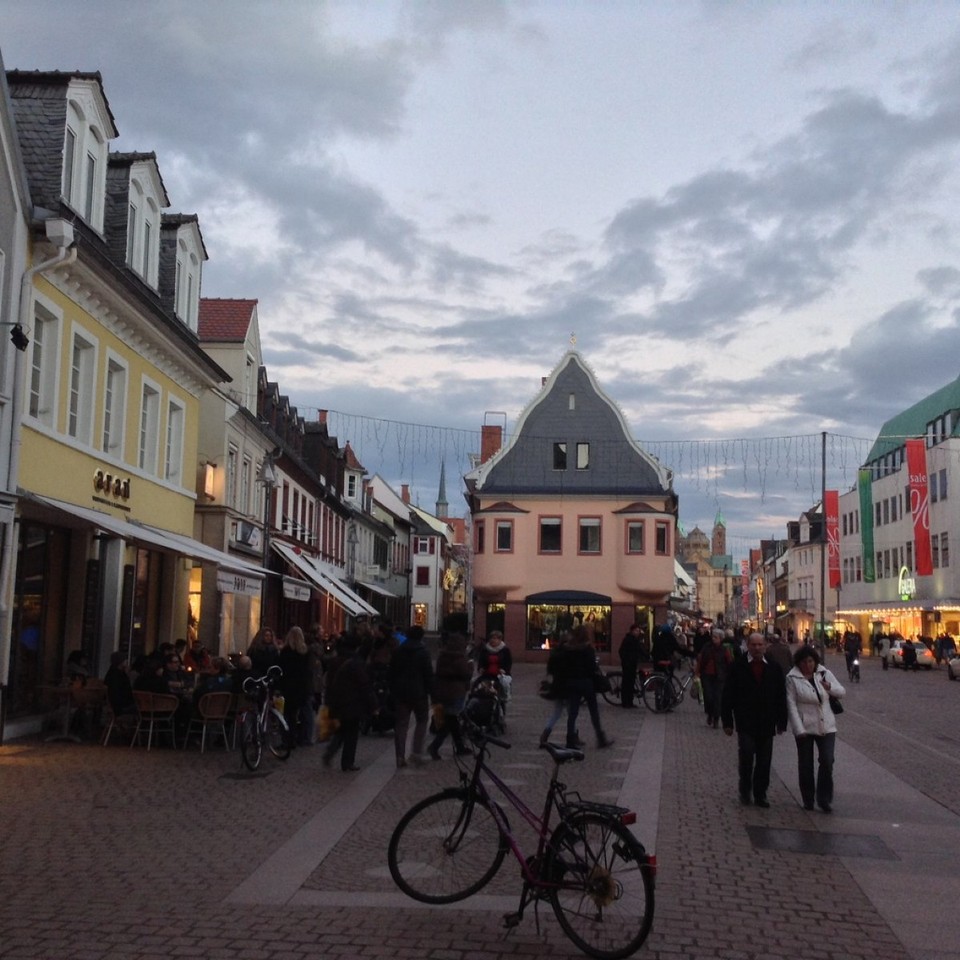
top-left (502, 912), bottom-right (522, 929)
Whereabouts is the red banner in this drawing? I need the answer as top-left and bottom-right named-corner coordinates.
top-left (905, 439), bottom-right (933, 576)
top-left (825, 490), bottom-right (840, 589)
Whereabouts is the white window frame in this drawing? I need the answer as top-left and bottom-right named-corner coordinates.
top-left (138, 378), bottom-right (161, 473)
top-left (102, 353), bottom-right (128, 457)
top-left (226, 445), bottom-right (238, 508)
top-left (240, 455), bottom-right (252, 515)
top-left (62, 93), bottom-right (108, 231)
top-left (27, 296), bottom-right (62, 429)
top-left (164, 396), bottom-right (185, 483)
top-left (67, 325), bottom-right (98, 444)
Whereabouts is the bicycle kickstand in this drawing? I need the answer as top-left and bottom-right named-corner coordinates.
top-left (503, 882), bottom-right (534, 930)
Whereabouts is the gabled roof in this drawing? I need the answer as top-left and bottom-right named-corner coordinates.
top-left (108, 151), bottom-right (170, 206)
top-left (466, 351), bottom-right (672, 496)
top-left (198, 299), bottom-right (257, 342)
top-left (474, 500), bottom-right (530, 514)
top-left (343, 442), bottom-right (366, 473)
top-left (866, 374), bottom-right (960, 464)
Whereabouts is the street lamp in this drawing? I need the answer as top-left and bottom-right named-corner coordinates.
top-left (257, 455), bottom-right (279, 626)
top-left (347, 522), bottom-right (359, 584)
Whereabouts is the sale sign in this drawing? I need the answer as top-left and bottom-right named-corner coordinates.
top-left (905, 439), bottom-right (933, 576)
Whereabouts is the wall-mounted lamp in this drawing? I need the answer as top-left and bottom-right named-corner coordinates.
top-left (202, 461), bottom-right (217, 500)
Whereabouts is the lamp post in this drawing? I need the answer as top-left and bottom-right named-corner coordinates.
top-left (347, 522), bottom-right (359, 585)
top-left (257, 455), bottom-right (279, 627)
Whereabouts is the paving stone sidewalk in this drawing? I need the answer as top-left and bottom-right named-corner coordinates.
top-left (1, 661), bottom-right (955, 959)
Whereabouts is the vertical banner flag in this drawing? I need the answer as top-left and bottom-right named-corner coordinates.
top-left (858, 469), bottom-right (875, 583)
top-left (741, 559), bottom-right (749, 615)
top-left (825, 490), bottom-right (840, 589)
top-left (905, 438), bottom-right (933, 576)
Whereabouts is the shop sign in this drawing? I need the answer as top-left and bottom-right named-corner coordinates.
top-left (93, 469), bottom-right (131, 500)
top-left (898, 565), bottom-right (916, 602)
top-left (217, 570), bottom-right (262, 597)
top-left (283, 577), bottom-right (311, 602)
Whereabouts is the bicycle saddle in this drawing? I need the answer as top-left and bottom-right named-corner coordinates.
top-left (540, 743), bottom-right (585, 763)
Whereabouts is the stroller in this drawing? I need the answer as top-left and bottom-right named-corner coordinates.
top-left (465, 674), bottom-right (508, 735)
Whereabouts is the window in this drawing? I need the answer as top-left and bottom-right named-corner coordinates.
top-left (931, 472), bottom-right (939, 504)
top-left (67, 330), bottom-right (96, 442)
top-left (942, 532), bottom-right (949, 568)
top-left (578, 517), bottom-right (601, 554)
top-left (576, 442), bottom-right (590, 469)
top-left (882, 499), bottom-right (889, 525)
top-left (226, 446), bottom-right (238, 507)
top-left (240, 457), bottom-right (251, 515)
top-left (568, 392), bottom-right (576, 410)
top-left (933, 536), bottom-right (940, 569)
top-left (875, 502), bottom-right (882, 526)
top-left (842, 514), bottom-right (848, 536)
top-left (164, 399), bottom-right (184, 482)
top-left (28, 302), bottom-right (59, 428)
top-left (906, 541), bottom-right (913, 572)
top-left (138, 382), bottom-right (160, 472)
top-left (416, 566), bottom-right (430, 587)
top-left (347, 475), bottom-right (357, 498)
top-left (475, 520), bottom-right (485, 554)
top-left (655, 520), bottom-right (670, 556)
top-left (940, 468), bottom-right (948, 501)
top-left (553, 442), bottom-right (567, 470)
top-left (626, 520), bottom-right (645, 554)
top-left (539, 517), bottom-right (562, 554)
top-left (890, 498), bottom-right (897, 522)
top-left (63, 127), bottom-right (77, 202)
top-left (495, 520), bottom-right (513, 553)
top-left (414, 536), bottom-right (434, 554)
top-left (855, 556), bottom-right (862, 582)
top-left (83, 150), bottom-right (97, 221)
top-left (126, 201), bottom-right (137, 264)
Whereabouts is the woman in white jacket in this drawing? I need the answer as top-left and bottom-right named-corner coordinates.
top-left (785, 645), bottom-right (845, 813)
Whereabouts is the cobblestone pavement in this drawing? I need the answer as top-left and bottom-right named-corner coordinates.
top-left (1, 655), bottom-right (958, 960)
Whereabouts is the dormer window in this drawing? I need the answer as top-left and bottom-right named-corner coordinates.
top-left (174, 235), bottom-right (203, 331)
top-left (62, 82), bottom-right (113, 232)
top-left (125, 161), bottom-right (165, 288)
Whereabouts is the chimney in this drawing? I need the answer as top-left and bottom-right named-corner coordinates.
top-left (318, 409), bottom-right (327, 425)
top-left (401, 484), bottom-right (411, 504)
top-left (480, 424), bottom-right (502, 464)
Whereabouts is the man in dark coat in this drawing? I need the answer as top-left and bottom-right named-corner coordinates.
top-left (323, 635), bottom-right (378, 771)
top-left (389, 625), bottom-right (434, 767)
top-left (618, 624), bottom-right (642, 708)
top-left (721, 631), bottom-right (788, 808)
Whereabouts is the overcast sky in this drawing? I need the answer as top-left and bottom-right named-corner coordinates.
top-left (5, 1), bottom-right (960, 554)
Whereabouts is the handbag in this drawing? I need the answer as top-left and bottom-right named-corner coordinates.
top-left (538, 677), bottom-right (558, 700)
top-left (820, 671), bottom-right (843, 714)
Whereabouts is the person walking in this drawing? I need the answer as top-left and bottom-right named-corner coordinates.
top-left (389, 625), bottom-right (434, 767)
top-left (428, 633), bottom-right (472, 759)
top-left (539, 632), bottom-right (580, 746)
top-left (696, 628), bottom-right (733, 728)
top-left (766, 631), bottom-right (793, 678)
top-left (785, 644), bottom-right (844, 812)
top-left (876, 632), bottom-right (890, 670)
top-left (561, 626), bottom-right (613, 750)
top-left (279, 626), bottom-right (314, 747)
top-left (618, 624), bottom-right (642, 708)
top-left (323, 635), bottom-right (379, 772)
top-left (721, 631), bottom-right (788, 807)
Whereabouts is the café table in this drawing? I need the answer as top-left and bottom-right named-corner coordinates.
top-left (40, 683), bottom-right (105, 743)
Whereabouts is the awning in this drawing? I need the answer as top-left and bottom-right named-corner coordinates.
top-left (27, 493), bottom-right (266, 580)
top-left (271, 542), bottom-right (377, 617)
top-left (357, 580), bottom-right (398, 598)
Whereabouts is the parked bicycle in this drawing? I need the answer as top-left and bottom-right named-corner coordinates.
top-left (238, 664), bottom-right (291, 771)
top-left (641, 656), bottom-right (699, 714)
top-left (599, 667), bottom-right (653, 707)
top-left (388, 720), bottom-right (655, 959)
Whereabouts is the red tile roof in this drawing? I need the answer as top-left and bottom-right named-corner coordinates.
top-left (343, 442), bottom-right (365, 472)
top-left (198, 298), bottom-right (257, 341)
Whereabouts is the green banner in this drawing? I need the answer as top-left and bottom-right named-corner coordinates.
top-left (858, 469), bottom-right (875, 583)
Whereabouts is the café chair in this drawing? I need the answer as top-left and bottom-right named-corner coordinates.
top-left (101, 700), bottom-right (138, 746)
top-left (131, 691), bottom-right (179, 750)
top-left (183, 691), bottom-right (231, 753)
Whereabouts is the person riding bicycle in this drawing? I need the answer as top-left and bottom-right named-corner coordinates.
top-left (843, 630), bottom-right (862, 681)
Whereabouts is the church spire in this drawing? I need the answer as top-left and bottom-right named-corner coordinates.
top-left (436, 461), bottom-right (449, 519)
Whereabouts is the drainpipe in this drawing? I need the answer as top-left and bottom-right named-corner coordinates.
top-left (0, 220), bottom-right (77, 721)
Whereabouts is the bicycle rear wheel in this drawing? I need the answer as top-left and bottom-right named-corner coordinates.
top-left (601, 672), bottom-right (622, 706)
top-left (641, 675), bottom-right (672, 714)
top-left (546, 812), bottom-right (655, 960)
top-left (388, 790), bottom-right (508, 904)
top-left (267, 709), bottom-right (291, 760)
top-left (239, 713), bottom-right (262, 771)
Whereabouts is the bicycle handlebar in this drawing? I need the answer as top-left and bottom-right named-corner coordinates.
top-left (242, 666), bottom-right (284, 695)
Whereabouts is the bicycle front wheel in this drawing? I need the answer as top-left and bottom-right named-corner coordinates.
top-left (641, 675), bottom-right (672, 714)
top-left (388, 790), bottom-right (508, 904)
top-left (267, 709), bottom-right (291, 760)
top-left (601, 672), bottom-right (622, 706)
top-left (239, 713), bottom-right (262, 771)
top-left (546, 812), bottom-right (655, 960)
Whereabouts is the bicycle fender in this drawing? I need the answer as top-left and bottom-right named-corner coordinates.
top-left (269, 707), bottom-right (289, 729)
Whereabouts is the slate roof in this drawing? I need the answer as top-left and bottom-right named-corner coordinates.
top-left (866, 374), bottom-right (960, 464)
top-left (198, 299), bottom-right (257, 342)
top-left (468, 352), bottom-right (672, 497)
